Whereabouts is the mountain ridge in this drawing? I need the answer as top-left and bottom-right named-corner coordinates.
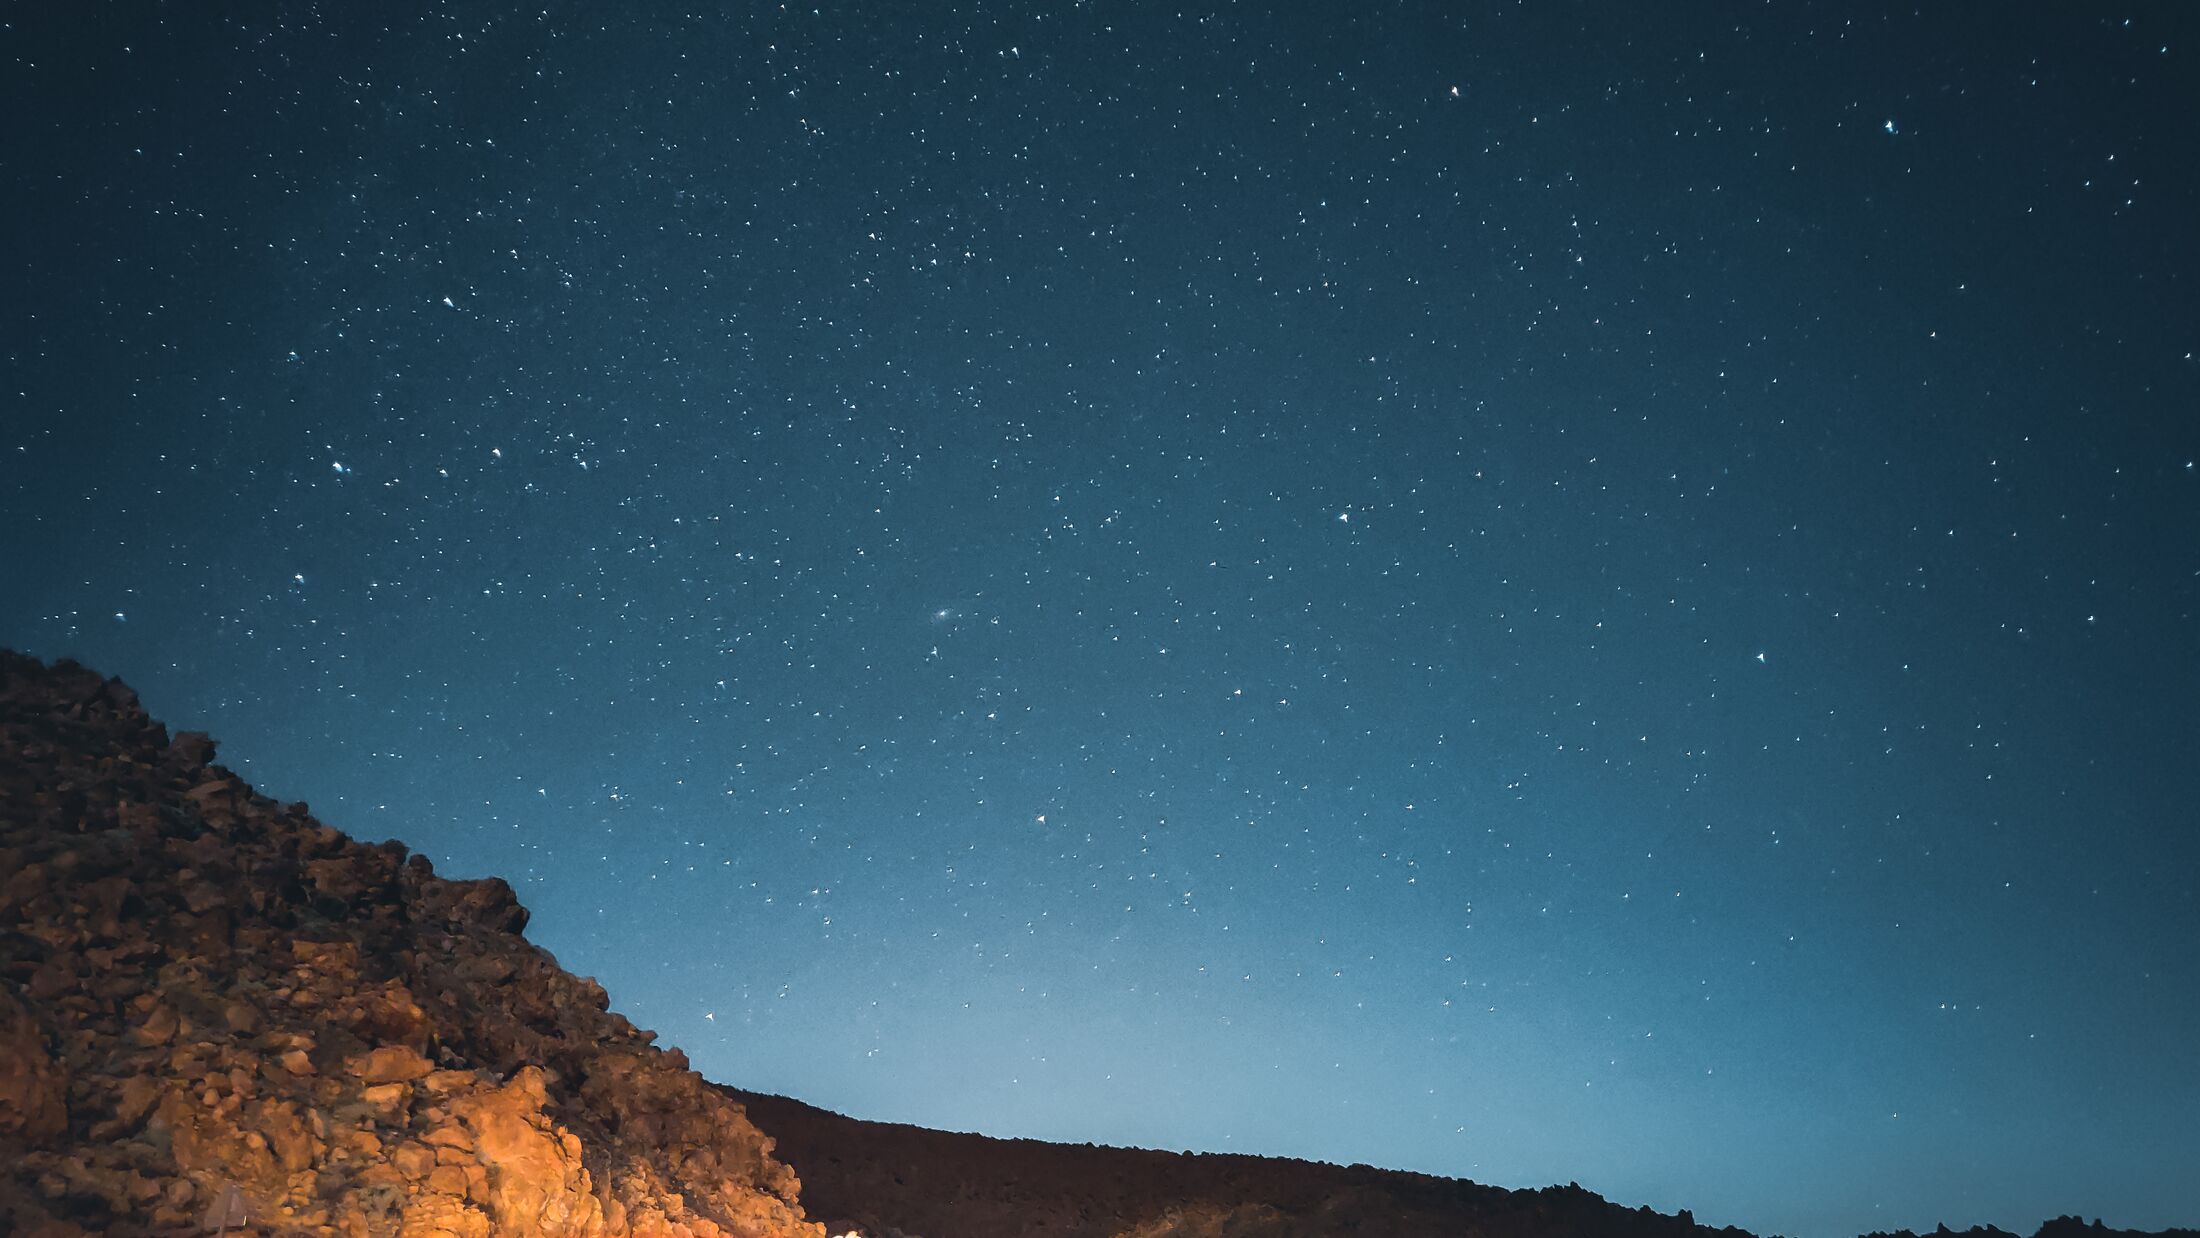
top-left (1, 651), bottom-right (2188, 1238)
top-left (720, 1087), bottom-right (2194, 1238)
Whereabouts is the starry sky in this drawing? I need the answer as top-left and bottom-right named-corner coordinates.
top-left (6, 4), bottom-right (2198, 1237)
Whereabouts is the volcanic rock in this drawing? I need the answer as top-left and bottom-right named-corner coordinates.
top-left (0, 651), bottom-right (821, 1238)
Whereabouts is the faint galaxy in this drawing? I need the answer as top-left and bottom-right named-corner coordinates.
top-left (4, 5), bottom-right (2197, 1237)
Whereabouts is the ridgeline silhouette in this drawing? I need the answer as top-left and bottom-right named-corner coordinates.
top-left (2, 652), bottom-right (2188, 1238)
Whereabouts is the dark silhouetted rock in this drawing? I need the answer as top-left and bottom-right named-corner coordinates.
top-left (726, 1088), bottom-right (1758, 1238)
top-left (725, 1092), bottom-right (2200, 1238)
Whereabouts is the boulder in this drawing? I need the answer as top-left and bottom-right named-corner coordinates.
top-left (349, 1045), bottom-right (434, 1084)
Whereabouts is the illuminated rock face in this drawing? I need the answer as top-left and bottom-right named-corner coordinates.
top-left (0, 652), bottom-right (821, 1238)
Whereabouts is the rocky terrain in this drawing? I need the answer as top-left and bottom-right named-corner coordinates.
top-left (3, 649), bottom-right (2191, 1238)
top-left (0, 652), bottom-right (822, 1237)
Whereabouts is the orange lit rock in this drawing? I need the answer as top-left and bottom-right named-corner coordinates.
top-left (453, 1066), bottom-right (606, 1237)
top-left (394, 1141), bottom-right (437, 1181)
top-left (359, 1081), bottom-right (413, 1120)
top-left (0, 653), bottom-right (828, 1238)
top-left (350, 1044), bottom-right (433, 1084)
top-left (425, 1123), bottom-right (475, 1152)
top-left (401, 1190), bottom-right (494, 1238)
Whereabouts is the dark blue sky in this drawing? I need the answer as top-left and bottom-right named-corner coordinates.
top-left (6, 5), bottom-right (2197, 1236)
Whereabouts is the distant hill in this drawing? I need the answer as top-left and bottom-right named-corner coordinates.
top-left (726, 1086), bottom-right (1751, 1238)
top-left (722, 1090), bottom-right (2200, 1238)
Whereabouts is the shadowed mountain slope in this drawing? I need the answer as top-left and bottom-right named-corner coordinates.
top-left (726, 1090), bottom-right (2196, 1238)
top-left (726, 1088), bottom-right (1749, 1238)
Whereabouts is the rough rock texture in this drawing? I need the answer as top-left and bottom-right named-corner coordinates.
top-left (0, 652), bottom-right (824, 1238)
top-left (727, 1090), bottom-right (2200, 1238)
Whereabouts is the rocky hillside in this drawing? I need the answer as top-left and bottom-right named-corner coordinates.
top-left (0, 652), bottom-right (823, 1238)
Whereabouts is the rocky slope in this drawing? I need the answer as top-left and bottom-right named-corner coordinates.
top-left (0, 652), bottom-right (823, 1238)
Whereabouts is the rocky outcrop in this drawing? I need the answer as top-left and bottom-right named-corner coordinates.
top-left (0, 652), bottom-right (822, 1238)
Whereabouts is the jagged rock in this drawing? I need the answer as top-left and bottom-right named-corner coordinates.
top-left (349, 1044), bottom-right (434, 1084)
top-left (393, 1140), bottom-right (436, 1181)
top-left (0, 986), bottom-right (67, 1139)
top-left (127, 999), bottom-right (178, 1046)
top-left (168, 731), bottom-right (215, 769)
top-left (0, 652), bottom-right (824, 1238)
top-left (110, 1074), bottom-right (161, 1130)
top-left (453, 1066), bottom-right (607, 1237)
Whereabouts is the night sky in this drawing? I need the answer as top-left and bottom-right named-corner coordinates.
top-left (6, 5), bottom-right (2198, 1237)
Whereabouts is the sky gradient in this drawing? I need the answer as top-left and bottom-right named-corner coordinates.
top-left (5, 5), bottom-right (2197, 1237)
